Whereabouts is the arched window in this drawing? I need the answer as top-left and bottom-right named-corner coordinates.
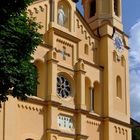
top-left (57, 75), bottom-right (71, 99)
top-left (84, 44), bottom-right (89, 55)
top-left (93, 81), bottom-right (101, 114)
top-left (57, 72), bottom-right (74, 100)
top-left (91, 87), bottom-right (94, 111)
top-left (113, 51), bottom-right (117, 62)
top-left (121, 56), bottom-right (126, 66)
top-left (85, 77), bottom-right (91, 111)
top-left (90, 0), bottom-right (96, 17)
top-left (116, 76), bottom-right (122, 98)
top-left (114, 0), bottom-right (119, 16)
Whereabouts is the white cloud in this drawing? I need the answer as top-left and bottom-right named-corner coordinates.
top-left (129, 21), bottom-right (140, 122)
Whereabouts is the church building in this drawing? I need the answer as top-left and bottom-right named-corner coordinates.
top-left (0, 0), bottom-right (132, 140)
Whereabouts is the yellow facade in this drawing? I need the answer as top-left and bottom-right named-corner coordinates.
top-left (0, 0), bottom-right (131, 140)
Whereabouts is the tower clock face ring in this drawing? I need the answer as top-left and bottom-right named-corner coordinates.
top-left (113, 33), bottom-right (124, 53)
top-left (115, 37), bottom-right (122, 49)
top-left (57, 76), bottom-right (71, 99)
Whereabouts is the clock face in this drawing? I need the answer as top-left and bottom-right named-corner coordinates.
top-left (113, 33), bottom-right (124, 53)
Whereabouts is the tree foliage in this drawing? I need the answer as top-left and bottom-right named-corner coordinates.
top-left (132, 127), bottom-right (140, 140)
top-left (131, 119), bottom-right (140, 140)
top-left (0, 0), bottom-right (34, 23)
top-left (0, 0), bottom-right (42, 105)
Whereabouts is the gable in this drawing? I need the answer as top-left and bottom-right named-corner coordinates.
top-left (27, 0), bottom-right (99, 66)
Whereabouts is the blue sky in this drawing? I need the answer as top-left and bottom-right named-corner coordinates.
top-left (77, 0), bottom-right (140, 122)
top-left (123, 0), bottom-right (140, 34)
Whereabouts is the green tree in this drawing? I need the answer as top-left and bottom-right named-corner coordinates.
top-left (0, 0), bottom-right (42, 105)
top-left (131, 118), bottom-right (140, 140)
top-left (132, 127), bottom-right (140, 140)
top-left (0, 0), bottom-right (34, 23)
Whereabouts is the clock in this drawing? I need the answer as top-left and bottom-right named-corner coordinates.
top-left (113, 33), bottom-right (124, 53)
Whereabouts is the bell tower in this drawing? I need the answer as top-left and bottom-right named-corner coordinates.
top-left (82, 0), bottom-right (123, 30)
top-left (82, 0), bottom-right (131, 140)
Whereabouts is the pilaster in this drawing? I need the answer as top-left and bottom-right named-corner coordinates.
top-left (75, 60), bottom-right (86, 110)
top-left (49, 0), bottom-right (55, 22)
top-left (46, 49), bottom-right (59, 101)
top-left (76, 113), bottom-right (87, 140)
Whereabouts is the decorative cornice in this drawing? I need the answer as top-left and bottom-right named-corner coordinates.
top-left (76, 134), bottom-right (88, 139)
top-left (58, 64), bottom-right (74, 72)
top-left (40, 43), bottom-right (53, 49)
top-left (46, 128), bottom-right (60, 134)
top-left (59, 132), bottom-right (76, 138)
top-left (76, 18), bottom-right (96, 46)
top-left (56, 38), bottom-right (74, 47)
top-left (87, 120), bottom-right (100, 126)
top-left (28, 2), bottom-right (47, 15)
top-left (103, 117), bottom-right (131, 128)
top-left (114, 125), bottom-right (127, 135)
top-left (46, 128), bottom-right (88, 139)
top-left (83, 59), bottom-right (104, 71)
top-left (27, 97), bottom-right (61, 107)
top-left (87, 113), bottom-right (103, 121)
top-left (58, 105), bottom-right (76, 113)
top-left (25, 97), bottom-right (131, 128)
top-left (32, 0), bottom-right (46, 4)
top-left (17, 103), bottom-right (44, 112)
top-left (76, 10), bottom-right (99, 40)
top-left (53, 28), bottom-right (81, 43)
top-left (92, 23), bottom-right (130, 50)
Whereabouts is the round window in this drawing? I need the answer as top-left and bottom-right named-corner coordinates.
top-left (57, 76), bottom-right (71, 98)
